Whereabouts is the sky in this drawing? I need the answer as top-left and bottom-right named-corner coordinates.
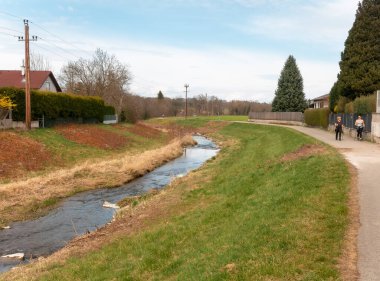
top-left (0, 0), bottom-right (359, 102)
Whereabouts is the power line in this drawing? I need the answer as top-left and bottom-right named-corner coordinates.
top-left (38, 36), bottom-right (82, 60)
top-left (30, 20), bottom-right (91, 56)
top-left (0, 31), bottom-right (19, 38)
top-left (1, 10), bottom-right (90, 60)
top-left (0, 10), bottom-right (23, 20)
top-left (0, 26), bottom-right (23, 35)
top-left (31, 42), bottom-right (73, 61)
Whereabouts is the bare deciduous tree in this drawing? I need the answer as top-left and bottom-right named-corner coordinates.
top-left (60, 49), bottom-right (132, 113)
top-left (30, 52), bottom-right (52, 71)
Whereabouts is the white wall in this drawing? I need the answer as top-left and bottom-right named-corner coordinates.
top-left (40, 76), bottom-right (59, 92)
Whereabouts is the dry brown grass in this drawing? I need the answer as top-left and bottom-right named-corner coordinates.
top-left (339, 163), bottom-right (359, 281)
top-left (0, 145), bottom-right (219, 281)
top-left (0, 135), bottom-right (195, 226)
top-left (55, 124), bottom-right (129, 149)
top-left (280, 144), bottom-right (327, 162)
top-left (0, 132), bottom-right (53, 180)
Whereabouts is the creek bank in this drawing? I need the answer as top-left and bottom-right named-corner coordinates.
top-left (0, 136), bottom-right (219, 274)
top-left (0, 135), bottom-right (195, 228)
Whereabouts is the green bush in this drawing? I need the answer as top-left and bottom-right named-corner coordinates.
top-left (336, 96), bottom-right (350, 113)
top-left (0, 87), bottom-right (115, 122)
top-left (353, 94), bottom-right (376, 114)
top-left (344, 102), bottom-right (354, 113)
top-left (304, 108), bottom-right (330, 128)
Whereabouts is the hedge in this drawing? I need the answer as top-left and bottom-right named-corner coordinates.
top-left (0, 87), bottom-right (115, 122)
top-left (304, 108), bottom-right (330, 128)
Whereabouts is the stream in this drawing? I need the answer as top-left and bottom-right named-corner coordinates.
top-left (0, 136), bottom-right (219, 273)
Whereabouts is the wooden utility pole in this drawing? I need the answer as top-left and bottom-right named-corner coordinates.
top-left (18, 19), bottom-right (37, 130)
top-left (184, 84), bottom-right (189, 118)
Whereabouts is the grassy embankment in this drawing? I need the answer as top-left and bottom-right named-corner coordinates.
top-left (0, 123), bottom-right (194, 226)
top-left (23, 124), bottom-right (170, 167)
top-left (4, 122), bottom-right (351, 280)
top-left (146, 115), bottom-right (248, 126)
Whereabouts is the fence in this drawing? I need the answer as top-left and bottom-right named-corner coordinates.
top-left (329, 113), bottom-right (372, 132)
top-left (103, 114), bottom-right (118, 124)
top-left (42, 117), bottom-right (99, 128)
top-left (249, 112), bottom-right (304, 122)
top-left (0, 109), bottom-right (12, 129)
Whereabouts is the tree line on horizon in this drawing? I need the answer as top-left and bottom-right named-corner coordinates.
top-left (58, 50), bottom-right (271, 122)
top-left (29, 49), bottom-right (271, 123)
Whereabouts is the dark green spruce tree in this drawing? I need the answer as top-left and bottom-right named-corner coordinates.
top-left (329, 80), bottom-right (344, 112)
top-left (272, 55), bottom-right (306, 112)
top-left (337, 0), bottom-right (380, 99)
top-left (157, 90), bottom-right (164, 100)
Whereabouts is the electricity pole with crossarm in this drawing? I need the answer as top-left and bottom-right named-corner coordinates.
top-left (18, 19), bottom-right (37, 130)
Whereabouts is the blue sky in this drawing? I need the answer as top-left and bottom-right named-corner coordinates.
top-left (0, 0), bottom-right (359, 101)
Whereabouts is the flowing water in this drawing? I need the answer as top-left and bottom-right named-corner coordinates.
top-left (0, 136), bottom-right (218, 273)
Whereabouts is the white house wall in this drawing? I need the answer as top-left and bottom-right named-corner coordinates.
top-left (39, 76), bottom-right (58, 92)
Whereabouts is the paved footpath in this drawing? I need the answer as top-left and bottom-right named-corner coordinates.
top-left (289, 126), bottom-right (380, 281)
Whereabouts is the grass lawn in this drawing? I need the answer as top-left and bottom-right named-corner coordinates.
top-left (3, 123), bottom-right (350, 280)
top-left (23, 128), bottom-right (110, 164)
top-left (23, 124), bottom-right (169, 166)
top-left (147, 115), bottom-right (248, 127)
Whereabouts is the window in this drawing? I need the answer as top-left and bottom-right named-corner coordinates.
top-left (43, 81), bottom-right (51, 91)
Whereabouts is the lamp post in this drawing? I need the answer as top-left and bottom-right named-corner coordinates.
top-left (184, 84), bottom-right (189, 118)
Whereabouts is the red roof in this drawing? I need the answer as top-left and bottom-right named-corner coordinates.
top-left (0, 70), bottom-right (62, 92)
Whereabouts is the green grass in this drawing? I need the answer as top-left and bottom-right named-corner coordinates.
top-left (20, 124), bottom-right (169, 170)
top-left (148, 115), bottom-right (248, 125)
top-left (174, 115), bottom-right (248, 125)
top-left (206, 115), bottom-right (248, 122)
top-left (99, 123), bottom-right (169, 152)
top-left (12, 123), bottom-right (349, 280)
top-left (24, 128), bottom-right (109, 164)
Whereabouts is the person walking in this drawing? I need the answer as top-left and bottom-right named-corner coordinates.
top-left (335, 116), bottom-right (344, 141)
top-left (355, 115), bottom-right (365, 140)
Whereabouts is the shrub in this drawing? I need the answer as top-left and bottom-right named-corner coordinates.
top-left (304, 108), bottom-right (330, 128)
top-left (0, 87), bottom-right (115, 122)
top-left (336, 96), bottom-right (350, 113)
top-left (353, 94), bottom-right (376, 114)
top-left (0, 96), bottom-right (16, 109)
top-left (344, 102), bottom-right (354, 114)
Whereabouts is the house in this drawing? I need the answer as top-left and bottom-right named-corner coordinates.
top-left (0, 70), bottom-right (62, 92)
top-left (309, 94), bottom-right (329, 109)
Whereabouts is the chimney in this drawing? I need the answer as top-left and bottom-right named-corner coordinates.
top-left (21, 59), bottom-right (25, 76)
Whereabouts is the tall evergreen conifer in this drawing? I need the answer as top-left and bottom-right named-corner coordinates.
top-left (272, 55), bottom-right (306, 112)
top-left (337, 0), bottom-right (380, 99)
top-left (157, 91), bottom-right (164, 100)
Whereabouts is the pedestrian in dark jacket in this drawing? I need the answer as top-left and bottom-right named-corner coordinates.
top-left (335, 116), bottom-right (344, 141)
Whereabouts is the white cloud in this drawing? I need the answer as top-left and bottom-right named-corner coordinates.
top-left (236, 0), bottom-right (358, 50)
top-left (0, 0), bottom-right (354, 102)
top-left (98, 39), bottom-right (338, 102)
top-left (0, 23), bottom-right (340, 102)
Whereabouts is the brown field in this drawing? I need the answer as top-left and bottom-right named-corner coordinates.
top-left (0, 132), bottom-right (52, 180)
top-left (117, 122), bottom-right (162, 138)
top-left (55, 124), bottom-right (129, 149)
